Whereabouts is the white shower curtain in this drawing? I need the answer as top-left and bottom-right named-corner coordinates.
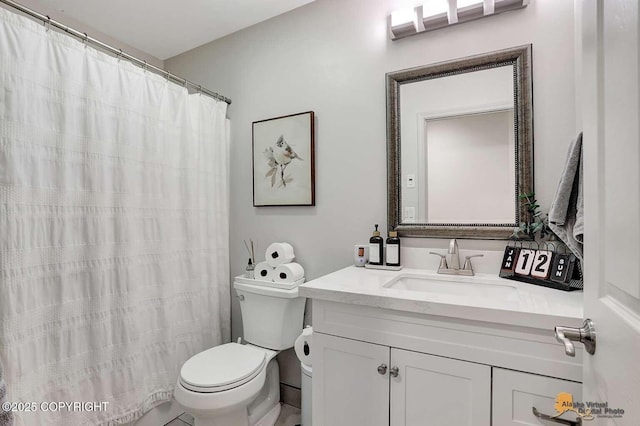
top-left (0, 8), bottom-right (230, 425)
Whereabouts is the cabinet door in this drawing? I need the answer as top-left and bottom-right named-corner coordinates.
top-left (390, 349), bottom-right (491, 426)
top-left (492, 368), bottom-right (583, 425)
top-left (312, 332), bottom-right (390, 426)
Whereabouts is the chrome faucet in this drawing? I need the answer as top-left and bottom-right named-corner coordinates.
top-left (429, 239), bottom-right (484, 276)
top-left (448, 238), bottom-right (460, 271)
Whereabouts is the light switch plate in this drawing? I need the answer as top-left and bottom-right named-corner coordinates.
top-left (404, 206), bottom-right (415, 222)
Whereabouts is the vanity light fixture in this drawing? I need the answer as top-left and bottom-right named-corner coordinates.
top-left (422, 0), bottom-right (449, 30)
top-left (390, 7), bottom-right (421, 38)
top-left (389, 0), bottom-right (528, 40)
top-left (456, 0), bottom-right (485, 23)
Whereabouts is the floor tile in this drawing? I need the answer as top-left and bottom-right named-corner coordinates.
top-left (275, 404), bottom-right (301, 426)
top-left (166, 403), bottom-right (301, 426)
top-left (163, 418), bottom-right (190, 426)
top-left (178, 412), bottom-right (194, 425)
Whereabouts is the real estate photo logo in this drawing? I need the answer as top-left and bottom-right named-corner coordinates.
top-left (553, 392), bottom-right (625, 420)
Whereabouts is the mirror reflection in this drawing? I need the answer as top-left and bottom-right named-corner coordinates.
top-left (400, 66), bottom-right (516, 224)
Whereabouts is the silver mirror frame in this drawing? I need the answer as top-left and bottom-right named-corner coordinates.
top-left (387, 45), bottom-right (533, 239)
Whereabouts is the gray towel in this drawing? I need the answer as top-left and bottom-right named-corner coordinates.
top-left (0, 357), bottom-right (14, 426)
top-left (549, 132), bottom-right (584, 261)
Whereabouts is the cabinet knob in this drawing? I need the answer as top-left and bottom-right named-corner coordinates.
top-left (377, 364), bottom-right (387, 375)
top-left (389, 366), bottom-right (399, 378)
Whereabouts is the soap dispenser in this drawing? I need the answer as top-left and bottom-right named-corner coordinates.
top-left (244, 258), bottom-right (255, 279)
top-left (386, 231), bottom-right (401, 266)
top-left (369, 224), bottom-right (384, 265)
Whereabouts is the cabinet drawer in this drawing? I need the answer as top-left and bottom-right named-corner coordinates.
top-left (492, 368), bottom-right (582, 425)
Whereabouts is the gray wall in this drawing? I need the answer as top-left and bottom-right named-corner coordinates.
top-left (1, 0), bottom-right (164, 68)
top-left (166, 0), bottom-right (577, 390)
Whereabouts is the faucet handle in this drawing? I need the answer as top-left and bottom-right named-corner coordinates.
top-left (429, 252), bottom-right (448, 271)
top-left (462, 254), bottom-right (484, 273)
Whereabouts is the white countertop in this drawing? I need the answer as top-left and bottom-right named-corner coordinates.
top-left (298, 266), bottom-right (584, 330)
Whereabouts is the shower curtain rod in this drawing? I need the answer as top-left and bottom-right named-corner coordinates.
top-left (0, 0), bottom-right (232, 105)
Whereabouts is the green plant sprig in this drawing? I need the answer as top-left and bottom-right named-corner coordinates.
top-left (512, 192), bottom-right (556, 240)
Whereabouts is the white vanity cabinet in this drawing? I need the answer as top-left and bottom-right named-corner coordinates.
top-left (310, 299), bottom-right (583, 426)
top-left (314, 333), bottom-right (491, 426)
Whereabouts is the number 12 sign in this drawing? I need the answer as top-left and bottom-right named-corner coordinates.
top-left (515, 249), bottom-right (553, 279)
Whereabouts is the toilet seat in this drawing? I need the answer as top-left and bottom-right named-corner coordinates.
top-left (179, 343), bottom-right (266, 393)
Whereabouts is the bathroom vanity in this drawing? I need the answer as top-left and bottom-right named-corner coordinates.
top-left (299, 266), bottom-right (584, 426)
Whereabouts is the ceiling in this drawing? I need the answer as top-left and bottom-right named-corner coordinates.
top-left (33, 0), bottom-right (316, 60)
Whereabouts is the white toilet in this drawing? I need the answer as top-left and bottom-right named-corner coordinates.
top-left (174, 276), bottom-right (306, 426)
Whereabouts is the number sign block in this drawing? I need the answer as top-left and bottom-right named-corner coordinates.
top-left (499, 245), bottom-right (582, 291)
top-left (550, 254), bottom-right (575, 283)
top-left (500, 247), bottom-right (519, 273)
top-left (531, 250), bottom-right (553, 279)
top-left (514, 249), bottom-right (536, 275)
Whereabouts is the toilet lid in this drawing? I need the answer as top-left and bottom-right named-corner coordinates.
top-left (179, 343), bottom-right (266, 393)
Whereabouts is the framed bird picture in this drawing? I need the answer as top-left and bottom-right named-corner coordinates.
top-left (252, 111), bottom-right (315, 206)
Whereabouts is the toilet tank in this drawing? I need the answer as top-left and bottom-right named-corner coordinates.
top-left (234, 279), bottom-right (306, 350)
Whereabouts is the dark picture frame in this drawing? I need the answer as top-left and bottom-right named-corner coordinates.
top-left (252, 111), bottom-right (315, 206)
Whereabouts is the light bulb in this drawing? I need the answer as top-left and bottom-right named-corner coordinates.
top-left (423, 0), bottom-right (448, 17)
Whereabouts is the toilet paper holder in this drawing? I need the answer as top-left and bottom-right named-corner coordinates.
top-left (295, 326), bottom-right (313, 367)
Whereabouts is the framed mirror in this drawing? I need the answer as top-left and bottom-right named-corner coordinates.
top-left (387, 45), bottom-right (533, 239)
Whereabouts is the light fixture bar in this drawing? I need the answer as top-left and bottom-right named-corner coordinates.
top-left (389, 6), bottom-right (420, 38)
top-left (390, 0), bottom-right (528, 40)
top-left (456, 0), bottom-right (484, 23)
top-left (484, 0), bottom-right (495, 15)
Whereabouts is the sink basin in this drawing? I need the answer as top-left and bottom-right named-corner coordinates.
top-left (383, 274), bottom-right (517, 299)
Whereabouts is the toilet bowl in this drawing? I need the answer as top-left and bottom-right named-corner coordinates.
top-left (174, 342), bottom-right (280, 426)
top-left (174, 277), bottom-right (306, 426)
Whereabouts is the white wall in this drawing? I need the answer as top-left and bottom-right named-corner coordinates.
top-left (166, 0), bottom-right (577, 391)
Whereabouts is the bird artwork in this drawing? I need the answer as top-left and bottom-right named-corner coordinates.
top-left (264, 135), bottom-right (303, 187)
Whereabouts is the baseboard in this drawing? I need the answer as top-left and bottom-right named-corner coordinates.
top-left (279, 383), bottom-right (301, 409)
